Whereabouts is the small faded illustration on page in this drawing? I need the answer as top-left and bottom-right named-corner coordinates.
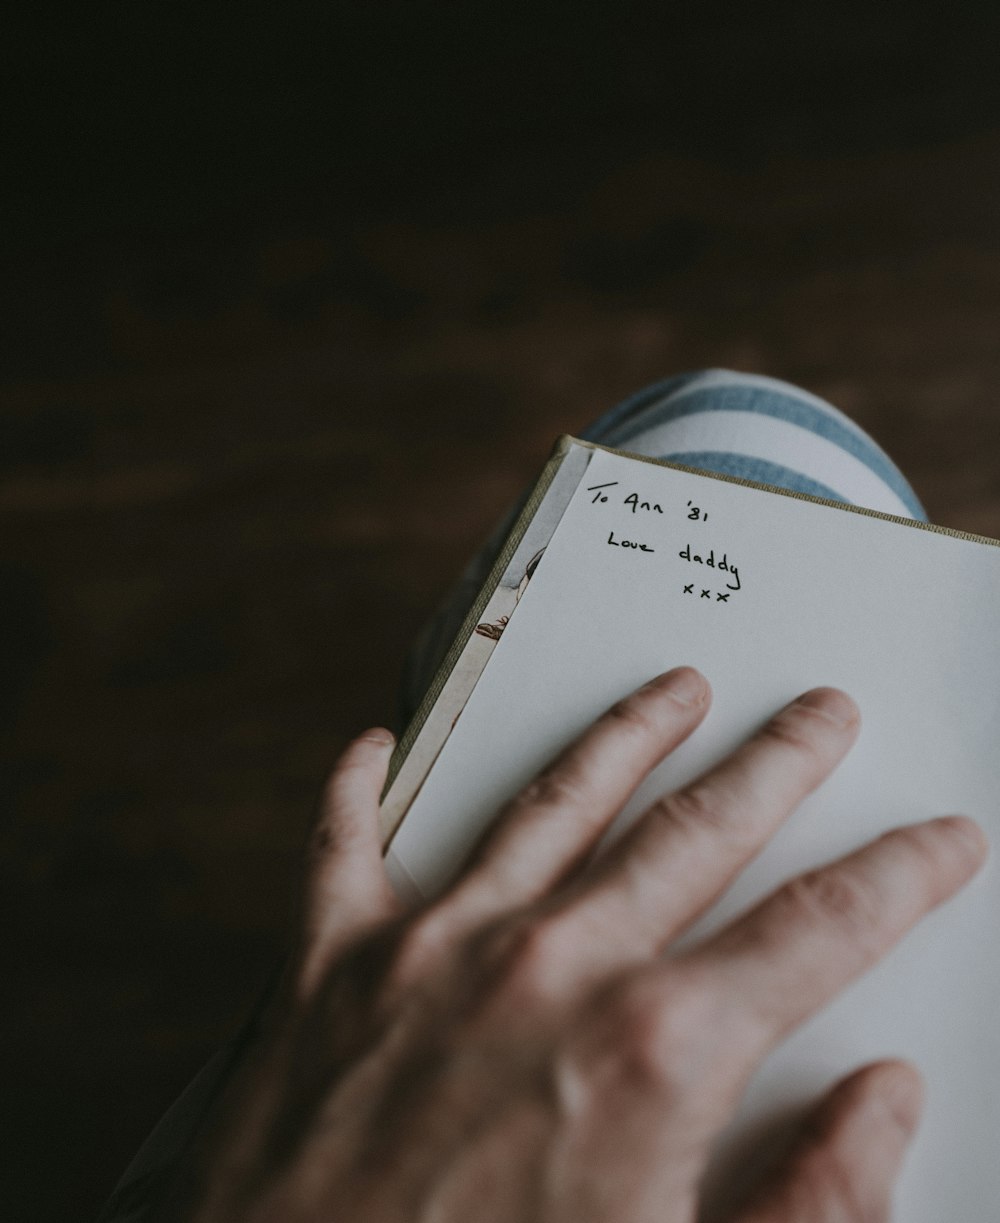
top-left (474, 548), bottom-right (546, 640)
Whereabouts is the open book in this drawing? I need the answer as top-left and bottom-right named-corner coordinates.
top-left (379, 435), bottom-right (1000, 1220)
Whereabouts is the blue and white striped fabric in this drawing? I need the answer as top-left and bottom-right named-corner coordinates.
top-left (400, 368), bottom-right (925, 723)
top-left (576, 369), bottom-right (925, 521)
top-left (98, 368), bottom-right (926, 1223)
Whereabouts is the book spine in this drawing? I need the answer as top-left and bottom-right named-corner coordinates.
top-left (379, 436), bottom-right (592, 846)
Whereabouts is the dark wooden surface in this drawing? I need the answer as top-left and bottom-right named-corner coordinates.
top-left (5, 6), bottom-right (1000, 1218)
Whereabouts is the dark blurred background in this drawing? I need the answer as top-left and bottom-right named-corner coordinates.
top-left (5, 2), bottom-right (1000, 1218)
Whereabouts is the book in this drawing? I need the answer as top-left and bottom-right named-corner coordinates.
top-left (379, 434), bottom-right (1000, 1220)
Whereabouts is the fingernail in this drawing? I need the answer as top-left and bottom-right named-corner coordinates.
top-left (646, 666), bottom-right (707, 707)
top-left (791, 687), bottom-right (859, 729)
top-left (934, 814), bottom-right (990, 862)
top-left (359, 727), bottom-right (395, 746)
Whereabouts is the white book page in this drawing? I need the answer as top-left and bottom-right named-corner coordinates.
top-left (388, 446), bottom-right (1000, 1220)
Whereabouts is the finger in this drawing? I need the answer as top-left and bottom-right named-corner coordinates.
top-left (445, 666), bottom-right (710, 922)
top-left (688, 814), bottom-right (988, 1057)
top-left (732, 1060), bottom-right (923, 1222)
top-left (546, 688), bottom-right (860, 973)
top-left (298, 728), bottom-right (400, 985)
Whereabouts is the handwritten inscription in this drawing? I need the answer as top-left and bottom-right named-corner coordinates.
top-left (624, 492), bottom-right (663, 515)
top-left (683, 585), bottom-right (729, 602)
top-left (587, 478), bottom-right (742, 603)
top-left (608, 531), bottom-right (654, 552)
top-left (588, 483), bottom-right (709, 521)
top-left (588, 481), bottom-right (617, 504)
top-left (678, 545), bottom-right (740, 590)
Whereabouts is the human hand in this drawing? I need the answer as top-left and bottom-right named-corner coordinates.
top-left (151, 667), bottom-right (987, 1222)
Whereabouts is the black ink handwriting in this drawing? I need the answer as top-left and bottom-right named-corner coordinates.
top-left (624, 492), bottom-right (664, 515)
top-left (679, 544), bottom-right (740, 590)
top-left (588, 481), bottom-right (618, 504)
top-left (607, 531), bottom-right (654, 553)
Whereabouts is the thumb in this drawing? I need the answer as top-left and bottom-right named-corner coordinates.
top-left (295, 728), bottom-right (400, 993)
top-left (731, 1060), bottom-right (923, 1223)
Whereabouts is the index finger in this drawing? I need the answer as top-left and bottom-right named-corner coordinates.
top-left (444, 666), bottom-right (710, 924)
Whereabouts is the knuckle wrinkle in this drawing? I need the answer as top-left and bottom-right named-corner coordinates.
top-left (606, 697), bottom-right (660, 738)
top-left (759, 712), bottom-right (824, 757)
top-left (785, 867), bottom-right (883, 948)
top-left (657, 786), bottom-right (727, 836)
